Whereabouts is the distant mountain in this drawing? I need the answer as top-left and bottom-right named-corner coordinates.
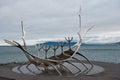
top-left (36, 41), bottom-right (77, 46)
top-left (109, 42), bottom-right (120, 45)
top-left (37, 41), bottom-right (107, 46)
top-left (81, 43), bottom-right (106, 46)
top-left (114, 42), bottom-right (120, 44)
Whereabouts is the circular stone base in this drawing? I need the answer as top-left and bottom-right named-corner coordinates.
top-left (12, 62), bottom-right (104, 75)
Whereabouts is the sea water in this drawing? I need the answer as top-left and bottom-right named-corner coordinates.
top-left (0, 45), bottom-right (120, 64)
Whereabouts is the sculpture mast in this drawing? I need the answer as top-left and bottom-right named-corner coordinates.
top-left (21, 20), bottom-right (27, 49)
top-left (79, 6), bottom-right (82, 33)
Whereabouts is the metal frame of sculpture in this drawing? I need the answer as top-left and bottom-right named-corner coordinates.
top-left (4, 30), bottom-right (93, 76)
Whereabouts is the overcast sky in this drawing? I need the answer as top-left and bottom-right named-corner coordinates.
top-left (0, 0), bottom-right (120, 45)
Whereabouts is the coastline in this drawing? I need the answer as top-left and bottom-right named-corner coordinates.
top-left (0, 61), bottom-right (120, 80)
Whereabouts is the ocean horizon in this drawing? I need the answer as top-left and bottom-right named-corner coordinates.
top-left (0, 44), bottom-right (120, 64)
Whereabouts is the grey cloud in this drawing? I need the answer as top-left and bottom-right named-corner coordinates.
top-left (0, 0), bottom-right (17, 8)
top-left (0, 0), bottom-right (120, 41)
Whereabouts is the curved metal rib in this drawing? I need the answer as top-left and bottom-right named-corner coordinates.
top-left (59, 63), bottom-right (73, 74)
top-left (76, 52), bottom-right (94, 74)
top-left (46, 62), bottom-right (62, 76)
top-left (72, 57), bottom-right (88, 75)
top-left (66, 61), bottom-right (81, 74)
